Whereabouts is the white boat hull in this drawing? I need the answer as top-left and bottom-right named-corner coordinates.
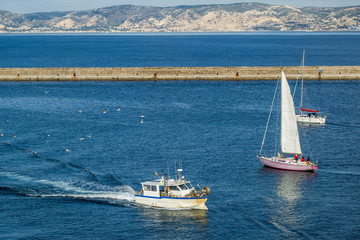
top-left (135, 195), bottom-right (208, 210)
top-left (296, 115), bottom-right (326, 124)
top-left (258, 156), bottom-right (318, 172)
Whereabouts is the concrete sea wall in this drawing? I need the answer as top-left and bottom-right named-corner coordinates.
top-left (0, 66), bottom-right (359, 81)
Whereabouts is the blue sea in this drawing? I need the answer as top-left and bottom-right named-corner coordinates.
top-left (0, 33), bottom-right (359, 239)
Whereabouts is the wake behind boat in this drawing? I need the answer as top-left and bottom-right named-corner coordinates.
top-left (258, 70), bottom-right (318, 172)
top-left (134, 167), bottom-right (210, 210)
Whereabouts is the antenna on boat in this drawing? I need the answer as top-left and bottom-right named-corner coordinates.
top-left (162, 168), bottom-right (168, 195)
top-left (175, 164), bottom-right (183, 181)
top-left (167, 161), bottom-right (170, 181)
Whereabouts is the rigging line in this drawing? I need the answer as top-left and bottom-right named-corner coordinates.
top-left (292, 58), bottom-right (302, 98)
top-left (293, 49), bottom-right (305, 111)
top-left (298, 126), bottom-right (315, 163)
top-left (259, 74), bottom-right (280, 156)
top-left (300, 49), bottom-right (305, 110)
top-left (274, 93), bottom-right (280, 156)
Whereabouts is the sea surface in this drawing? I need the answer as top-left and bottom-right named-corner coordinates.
top-left (0, 33), bottom-right (360, 239)
top-left (0, 32), bottom-right (360, 68)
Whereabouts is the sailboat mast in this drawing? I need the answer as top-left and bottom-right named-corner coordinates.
top-left (259, 75), bottom-right (280, 156)
top-left (300, 49), bottom-right (305, 114)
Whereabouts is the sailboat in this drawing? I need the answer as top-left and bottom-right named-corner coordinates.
top-left (296, 50), bottom-right (326, 124)
top-left (257, 70), bottom-right (318, 171)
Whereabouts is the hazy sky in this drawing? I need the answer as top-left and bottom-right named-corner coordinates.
top-left (2, 0), bottom-right (359, 14)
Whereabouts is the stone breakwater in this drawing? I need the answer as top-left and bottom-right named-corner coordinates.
top-left (0, 66), bottom-right (359, 81)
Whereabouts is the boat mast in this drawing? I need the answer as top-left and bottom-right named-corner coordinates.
top-left (300, 49), bottom-right (305, 115)
top-left (259, 74), bottom-right (280, 156)
top-left (162, 169), bottom-right (167, 195)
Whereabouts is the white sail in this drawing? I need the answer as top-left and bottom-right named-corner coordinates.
top-left (281, 71), bottom-right (302, 155)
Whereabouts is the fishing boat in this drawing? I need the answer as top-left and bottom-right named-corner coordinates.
top-left (134, 167), bottom-right (210, 210)
top-left (257, 70), bottom-right (318, 172)
top-left (296, 50), bottom-right (326, 124)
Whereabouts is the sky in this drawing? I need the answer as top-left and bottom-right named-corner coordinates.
top-left (2, 0), bottom-right (359, 14)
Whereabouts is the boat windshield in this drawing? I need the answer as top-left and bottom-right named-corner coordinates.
top-left (178, 184), bottom-right (188, 190)
top-left (169, 186), bottom-right (178, 191)
top-left (185, 183), bottom-right (193, 189)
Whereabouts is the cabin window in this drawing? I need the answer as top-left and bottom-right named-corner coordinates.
top-left (151, 185), bottom-right (157, 191)
top-left (185, 183), bottom-right (193, 189)
top-left (169, 186), bottom-right (178, 191)
top-left (159, 186), bottom-right (164, 191)
top-left (179, 184), bottom-right (188, 190)
top-left (143, 185), bottom-right (150, 191)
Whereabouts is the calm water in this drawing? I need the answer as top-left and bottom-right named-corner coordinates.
top-left (0, 33), bottom-right (360, 239)
top-left (0, 32), bottom-right (360, 67)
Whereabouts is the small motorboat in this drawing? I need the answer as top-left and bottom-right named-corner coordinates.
top-left (134, 167), bottom-right (210, 210)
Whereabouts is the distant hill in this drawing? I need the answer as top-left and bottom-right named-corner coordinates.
top-left (0, 3), bottom-right (359, 32)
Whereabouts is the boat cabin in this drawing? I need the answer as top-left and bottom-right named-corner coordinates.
top-left (140, 178), bottom-right (195, 198)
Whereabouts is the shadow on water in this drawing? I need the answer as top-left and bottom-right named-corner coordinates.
top-left (255, 167), bottom-right (318, 238)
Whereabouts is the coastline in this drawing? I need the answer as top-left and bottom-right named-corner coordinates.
top-left (0, 66), bottom-right (359, 81)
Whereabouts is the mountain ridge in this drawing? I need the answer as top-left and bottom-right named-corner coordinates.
top-left (0, 3), bottom-right (359, 32)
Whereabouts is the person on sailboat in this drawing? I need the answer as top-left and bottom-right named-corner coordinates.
top-left (301, 156), bottom-right (305, 162)
top-left (294, 154), bottom-right (298, 160)
top-left (278, 150), bottom-right (283, 158)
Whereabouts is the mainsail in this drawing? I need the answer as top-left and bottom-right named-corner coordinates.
top-left (281, 71), bottom-right (302, 155)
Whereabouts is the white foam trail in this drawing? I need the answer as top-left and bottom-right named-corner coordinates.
top-left (0, 171), bottom-right (135, 201)
top-left (34, 191), bottom-right (135, 202)
top-left (172, 102), bottom-right (191, 109)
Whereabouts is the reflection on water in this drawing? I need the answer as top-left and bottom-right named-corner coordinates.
top-left (259, 167), bottom-right (317, 238)
top-left (137, 207), bottom-right (209, 239)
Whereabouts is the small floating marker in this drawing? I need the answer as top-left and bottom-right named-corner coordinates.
top-left (65, 148), bottom-right (71, 153)
top-left (80, 137), bottom-right (84, 141)
top-left (77, 109), bottom-right (83, 113)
